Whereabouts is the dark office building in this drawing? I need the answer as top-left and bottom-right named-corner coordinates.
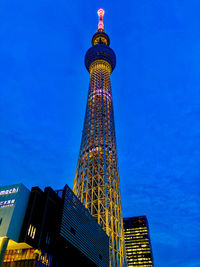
top-left (19, 186), bottom-right (63, 266)
top-left (60, 185), bottom-right (109, 267)
top-left (123, 216), bottom-right (154, 267)
top-left (1, 184), bottom-right (109, 267)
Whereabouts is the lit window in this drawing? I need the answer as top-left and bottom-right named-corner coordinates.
top-left (27, 224), bottom-right (36, 239)
top-left (28, 224), bottom-right (32, 236)
top-left (32, 227), bottom-right (36, 239)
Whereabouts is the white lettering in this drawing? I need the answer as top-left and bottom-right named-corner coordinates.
top-left (0, 187), bottom-right (19, 196)
top-left (0, 199), bottom-right (15, 208)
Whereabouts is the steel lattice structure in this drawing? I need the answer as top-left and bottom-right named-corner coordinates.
top-left (73, 9), bottom-right (126, 267)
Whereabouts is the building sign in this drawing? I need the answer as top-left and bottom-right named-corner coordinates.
top-left (36, 251), bottom-right (52, 267)
top-left (0, 185), bottom-right (20, 209)
top-left (0, 187), bottom-right (19, 196)
top-left (0, 199), bottom-right (15, 208)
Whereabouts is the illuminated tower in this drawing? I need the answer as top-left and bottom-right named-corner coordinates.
top-left (73, 9), bottom-right (126, 266)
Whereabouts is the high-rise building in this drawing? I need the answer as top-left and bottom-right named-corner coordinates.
top-left (123, 216), bottom-right (154, 267)
top-left (73, 9), bottom-right (126, 266)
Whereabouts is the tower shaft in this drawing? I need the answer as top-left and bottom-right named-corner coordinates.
top-left (73, 10), bottom-right (126, 267)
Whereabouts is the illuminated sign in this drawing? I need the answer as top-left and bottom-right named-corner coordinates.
top-left (0, 187), bottom-right (19, 196)
top-left (0, 199), bottom-right (15, 208)
top-left (34, 250), bottom-right (52, 267)
top-left (0, 186), bottom-right (19, 209)
top-left (38, 253), bottom-right (51, 266)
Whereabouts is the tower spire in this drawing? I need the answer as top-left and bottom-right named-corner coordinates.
top-left (97, 8), bottom-right (105, 30)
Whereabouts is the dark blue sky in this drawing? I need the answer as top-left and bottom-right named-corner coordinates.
top-left (0, 0), bottom-right (200, 266)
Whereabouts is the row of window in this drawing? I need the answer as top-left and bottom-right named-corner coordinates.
top-left (127, 248), bottom-right (150, 252)
top-left (125, 237), bottom-right (146, 240)
top-left (128, 258), bottom-right (152, 264)
top-left (128, 264), bottom-right (153, 267)
top-left (125, 227), bottom-right (147, 231)
top-left (126, 242), bottom-right (149, 246)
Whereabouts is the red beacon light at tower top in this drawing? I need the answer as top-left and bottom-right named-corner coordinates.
top-left (97, 8), bottom-right (105, 30)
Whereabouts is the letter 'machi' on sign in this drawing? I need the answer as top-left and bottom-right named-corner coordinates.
top-left (0, 187), bottom-right (19, 196)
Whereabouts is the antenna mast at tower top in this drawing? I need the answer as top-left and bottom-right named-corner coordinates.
top-left (97, 8), bottom-right (105, 30)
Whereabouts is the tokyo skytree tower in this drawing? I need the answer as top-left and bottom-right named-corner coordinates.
top-left (73, 9), bottom-right (126, 266)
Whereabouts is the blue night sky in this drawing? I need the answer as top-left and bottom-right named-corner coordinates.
top-left (0, 0), bottom-right (200, 266)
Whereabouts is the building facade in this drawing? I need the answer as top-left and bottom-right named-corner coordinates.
top-left (60, 185), bottom-right (109, 267)
top-left (73, 9), bottom-right (126, 267)
top-left (123, 216), bottom-right (154, 267)
top-left (19, 186), bottom-right (63, 266)
top-left (0, 184), bottom-right (109, 266)
top-left (0, 184), bottom-right (30, 266)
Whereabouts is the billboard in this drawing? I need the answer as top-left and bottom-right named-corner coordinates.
top-left (0, 183), bottom-right (30, 242)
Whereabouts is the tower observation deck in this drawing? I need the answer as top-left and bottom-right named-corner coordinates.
top-left (73, 9), bottom-right (126, 266)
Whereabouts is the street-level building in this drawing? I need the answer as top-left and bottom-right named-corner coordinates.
top-left (0, 183), bottom-right (109, 266)
top-left (0, 183), bottom-right (30, 266)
